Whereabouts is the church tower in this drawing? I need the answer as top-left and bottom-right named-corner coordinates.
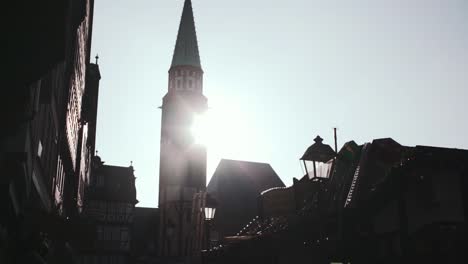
top-left (158, 0), bottom-right (207, 257)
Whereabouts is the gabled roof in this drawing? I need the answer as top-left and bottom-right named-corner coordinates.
top-left (171, 0), bottom-right (201, 68)
top-left (208, 159), bottom-right (285, 194)
top-left (87, 163), bottom-right (138, 203)
top-left (207, 159), bottom-right (285, 237)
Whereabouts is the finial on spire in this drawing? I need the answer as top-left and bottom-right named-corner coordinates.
top-left (95, 54), bottom-right (99, 64)
top-left (130, 160), bottom-right (133, 166)
top-left (95, 149), bottom-right (99, 155)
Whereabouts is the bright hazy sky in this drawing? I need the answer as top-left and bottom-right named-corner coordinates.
top-left (91, 0), bottom-right (468, 207)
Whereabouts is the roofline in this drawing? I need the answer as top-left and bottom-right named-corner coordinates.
top-left (135, 206), bottom-right (159, 210)
top-left (415, 145), bottom-right (468, 152)
top-left (218, 158), bottom-right (272, 166)
top-left (100, 164), bottom-right (134, 170)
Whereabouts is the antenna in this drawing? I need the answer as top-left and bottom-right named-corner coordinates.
top-left (333, 127), bottom-right (338, 153)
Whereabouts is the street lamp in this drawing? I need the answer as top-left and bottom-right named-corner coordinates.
top-left (202, 193), bottom-right (217, 250)
top-left (300, 135), bottom-right (336, 180)
top-left (204, 206), bottom-right (216, 221)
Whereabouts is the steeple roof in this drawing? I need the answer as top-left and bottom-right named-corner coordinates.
top-left (171, 0), bottom-right (201, 68)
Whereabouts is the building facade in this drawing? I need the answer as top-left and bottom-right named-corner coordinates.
top-left (131, 207), bottom-right (160, 264)
top-left (158, 0), bottom-right (208, 259)
top-left (202, 138), bottom-right (468, 264)
top-left (207, 159), bottom-right (285, 240)
top-left (1, 1), bottom-right (98, 263)
top-left (80, 157), bottom-right (138, 264)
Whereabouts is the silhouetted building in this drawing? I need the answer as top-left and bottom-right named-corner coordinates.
top-left (131, 207), bottom-right (160, 264)
top-left (1, 1), bottom-right (98, 263)
top-left (77, 62), bottom-right (102, 213)
top-left (79, 156), bottom-right (138, 264)
top-left (207, 159), bottom-right (285, 241)
top-left (203, 138), bottom-right (468, 264)
top-left (190, 191), bottom-right (217, 257)
top-left (158, 0), bottom-right (208, 260)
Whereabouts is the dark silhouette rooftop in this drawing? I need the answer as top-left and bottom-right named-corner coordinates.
top-left (87, 162), bottom-right (138, 203)
top-left (207, 159), bottom-right (285, 238)
top-left (208, 159), bottom-right (285, 194)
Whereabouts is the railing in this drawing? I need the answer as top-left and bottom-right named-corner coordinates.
top-left (344, 165), bottom-right (360, 208)
top-left (236, 215), bottom-right (288, 237)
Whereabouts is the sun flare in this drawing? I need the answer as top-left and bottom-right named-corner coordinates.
top-left (191, 113), bottom-right (211, 146)
top-left (190, 101), bottom-right (252, 158)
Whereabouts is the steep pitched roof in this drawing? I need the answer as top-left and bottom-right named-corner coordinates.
top-left (171, 0), bottom-right (201, 68)
top-left (207, 159), bottom-right (285, 237)
top-left (208, 159), bottom-right (285, 194)
top-left (88, 164), bottom-right (138, 203)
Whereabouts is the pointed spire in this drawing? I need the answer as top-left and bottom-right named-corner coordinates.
top-left (171, 0), bottom-right (201, 68)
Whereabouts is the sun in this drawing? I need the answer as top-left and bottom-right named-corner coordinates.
top-left (190, 97), bottom-right (258, 181)
top-left (190, 101), bottom-right (252, 154)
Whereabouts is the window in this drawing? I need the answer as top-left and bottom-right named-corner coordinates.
top-left (118, 203), bottom-right (125, 221)
top-left (112, 227), bottom-right (120, 241)
top-left (108, 203), bottom-right (115, 221)
top-left (96, 174), bottom-right (104, 186)
top-left (98, 201), bottom-right (106, 220)
top-left (97, 226), bottom-right (103, 240)
top-left (186, 209), bottom-right (191, 222)
top-left (37, 140), bottom-right (43, 158)
top-left (121, 228), bottom-right (129, 242)
top-left (104, 227), bottom-right (111, 241)
top-left (188, 80), bottom-right (193, 89)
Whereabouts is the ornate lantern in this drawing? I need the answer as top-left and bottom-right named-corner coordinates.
top-left (300, 135), bottom-right (336, 180)
top-left (202, 193), bottom-right (217, 221)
